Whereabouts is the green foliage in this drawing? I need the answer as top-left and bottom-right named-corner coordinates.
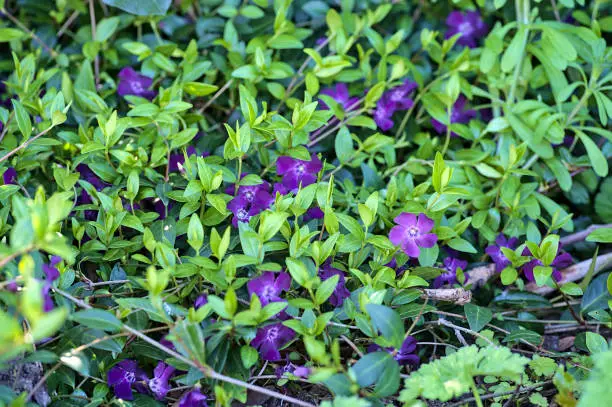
top-left (399, 346), bottom-right (529, 402)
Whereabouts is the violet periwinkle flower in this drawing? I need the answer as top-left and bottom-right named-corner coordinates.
top-left (247, 271), bottom-right (291, 307)
top-left (276, 154), bottom-right (322, 192)
top-left (3, 167), bottom-right (17, 185)
top-left (485, 234), bottom-right (519, 272)
top-left (374, 80), bottom-right (418, 131)
top-left (117, 67), bottom-right (157, 100)
top-left (6, 280), bottom-right (18, 292)
top-left (389, 213), bottom-right (438, 258)
top-left (227, 174), bottom-right (275, 226)
top-left (251, 323), bottom-right (296, 361)
top-left (194, 293), bottom-right (208, 309)
top-left (368, 336), bottom-right (420, 366)
top-left (107, 360), bottom-right (148, 401)
top-left (275, 356), bottom-right (311, 379)
top-left (41, 282), bottom-right (54, 312)
top-left (43, 256), bottom-right (61, 282)
top-left (318, 262), bottom-right (351, 307)
top-left (154, 199), bottom-right (173, 220)
top-left (521, 248), bottom-right (573, 283)
top-left (304, 206), bottom-right (324, 222)
top-left (148, 361), bottom-right (176, 400)
top-left (445, 11), bottom-right (488, 48)
top-left (179, 389), bottom-right (208, 407)
top-left (169, 147), bottom-right (210, 173)
top-left (431, 95), bottom-right (477, 136)
top-left (433, 257), bottom-right (468, 288)
top-left (319, 83), bottom-right (359, 111)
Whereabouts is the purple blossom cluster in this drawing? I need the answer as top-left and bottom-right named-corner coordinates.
top-left (433, 257), bottom-right (468, 288)
top-left (107, 359), bottom-right (208, 405)
top-left (521, 247), bottom-right (573, 283)
top-left (486, 234), bottom-right (519, 272)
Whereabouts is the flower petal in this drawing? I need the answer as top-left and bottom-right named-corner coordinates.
top-left (401, 238), bottom-right (420, 257)
top-left (416, 233), bottom-right (437, 248)
top-left (416, 214), bottom-right (435, 233)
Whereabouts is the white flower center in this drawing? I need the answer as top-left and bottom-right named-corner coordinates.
top-left (132, 81), bottom-right (144, 93)
top-left (125, 372), bottom-right (136, 383)
top-left (295, 164), bottom-right (306, 175)
top-left (237, 208), bottom-right (249, 220)
top-left (407, 226), bottom-right (419, 237)
top-left (458, 22), bottom-right (473, 36)
top-left (266, 326), bottom-right (279, 341)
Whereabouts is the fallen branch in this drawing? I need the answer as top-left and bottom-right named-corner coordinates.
top-left (422, 288), bottom-right (472, 305)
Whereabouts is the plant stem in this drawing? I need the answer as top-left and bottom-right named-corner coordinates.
top-left (508, 0), bottom-right (530, 103)
top-left (469, 376), bottom-right (484, 407)
top-left (197, 79), bottom-right (234, 114)
top-left (1, 8), bottom-right (58, 58)
top-left (0, 126), bottom-right (54, 163)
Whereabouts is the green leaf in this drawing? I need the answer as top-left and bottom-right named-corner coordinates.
top-left (102, 0), bottom-right (171, 15)
top-left (501, 26), bottom-right (527, 73)
top-left (0, 28), bottom-right (25, 42)
top-left (581, 273), bottom-right (612, 315)
top-left (366, 304), bottom-right (404, 348)
top-left (183, 82), bottom-right (219, 97)
top-left (334, 126), bottom-right (353, 163)
top-left (351, 351), bottom-right (396, 388)
top-left (315, 274), bottom-right (339, 305)
top-left (586, 228), bottom-right (612, 243)
top-left (577, 131), bottom-right (608, 177)
top-left (464, 303), bottom-right (492, 332)
top-left (96, 17), bottom-right (120, 42)
top-left (11, 99), bottom-right (31, 140)
top-left (71, 309), bottom-right (122, 332)
top-left (585, 332), bottom-right (608, 354)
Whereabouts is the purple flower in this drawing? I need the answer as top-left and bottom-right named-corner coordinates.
top-left (389, 213), bottom-right (437, 258)
top-left (6, 280), bottom-right (18, 292)
top-left (431, 95), bottom-right (477, 136)
top-left (251, 323), bottom-right (296, 361)
top-left (3, 167), bottom-right (17, 185)
top-left (485, 234), bottom-right (519, 272)
top-left (169, 147), bottom-right (210, 173)
top-left (433, 257), bottom-right (468, 288)
top-left (179, 389), bottom-right (208, 407)
top-left (275, 356), bottom-right (311, 379)
top-left (276, 154), bottom-right (322, 192)
top-left (148, 361), bottom-right (175, 400)
top-left (195, 293), bottom-right (208, 309)
top-left (318, 262), bottom-right (350, 307)
top-left (107, 360), bottom-right (148, 401)
top-left (304, 207), bottom-right (324, 222)
top-left (228, 194), bottom-right (270, 227)
top-left (315, 37), bottom-right (327, 47)
top-left (117, 67), bottom-right (157, 99)
top-left (374, 80), bottom-right (417, 131)
top-left (319, 83), bottom-right (359, 111)
top-left (521, 248), bottom-right (573, 283)
top-left (247, 271), bottom-right (291, 307)
top-left (41, 282), bottom-right (54, 312)
top-left (272, 182), bottom-right (290, 196)
top-left (368, 336), bottom-right (419, 366)
top-left (43, 256), bottom-right (61, 282)
top-left (445, 11), bottom-right (488, 48)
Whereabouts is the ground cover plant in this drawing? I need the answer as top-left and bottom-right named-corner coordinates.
top-left (0, 0), bottom-right (612, 405)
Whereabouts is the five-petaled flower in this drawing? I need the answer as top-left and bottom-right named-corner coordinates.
top-left (275, 356), bottom-right (311, 379)
top-left (276, 154), bottom-right (322, 192)
top-left (431, 95), bottom-right (477, 136)
top-left (374, 80), bottom-right (418, 131)
top-left (433, 257), bottom-right (468, 288)
top-left (319, 83), bottom-right (359, 111)
top-left (251, 323), bottom-right (296, 361)
top-left (247, 271), bottom-right (291, 307)
top-left (445, 11), bottom-right (488, 48)
top-left (148, 361), bottom-right (176, 400)
top-left (179, 389), bottom-right (208, 407)
top-left (485, 234), bottom-right (519, 272)
top-left (318, 262), bottom-right (351, 307)
top-left (107, 360), bottom-right (148, 401)
top-left (117, 67), bottom-right (157, 100)
top-left (389, 213), bottom-right (437, 258)
top-left (368, 336), bottom-right (420, 366)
